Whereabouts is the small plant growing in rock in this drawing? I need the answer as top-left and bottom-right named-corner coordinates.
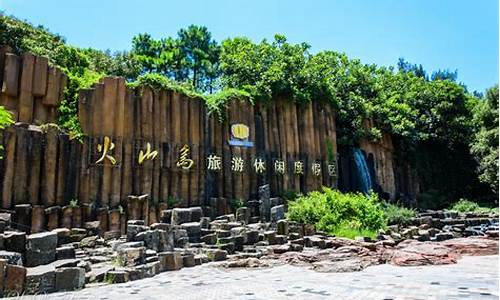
top-left (166, 196), bottom-right (181, 208)
top-left (69, 198), bottom-right (79, 208)
top-left (104, 272), bottom-right (117, 284)
top-left (229, 198), bottom-right (244, 211)
top-left (112, 255), bottom-right (125, 267)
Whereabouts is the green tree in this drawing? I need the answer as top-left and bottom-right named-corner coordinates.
top-left (470, 85), bottom-right (499, 195)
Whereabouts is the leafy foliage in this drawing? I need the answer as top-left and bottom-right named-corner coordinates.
top-left (470, 86), bottom-right (499, 195)
top-left (382, 203), bottom-right (417, 225)
top-left (449, 199), bottom-right (498, 213)
top-left (287, 188), bottom-right (386, 238)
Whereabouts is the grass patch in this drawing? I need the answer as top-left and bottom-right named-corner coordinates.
top-left (331, 222), bottom-right (379, 240)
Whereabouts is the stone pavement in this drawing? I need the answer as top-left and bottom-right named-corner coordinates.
top-left (17, 255), bottom-right (498, 300)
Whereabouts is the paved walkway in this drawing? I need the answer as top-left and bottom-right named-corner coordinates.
top-left (21, 255), bottom-right (498, 300)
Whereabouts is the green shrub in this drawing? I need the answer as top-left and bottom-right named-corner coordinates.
top-left (449, 198), bottom-right (498, 213)
top-left (383, 202), bottom-right (417, 225)
top-left (287, 188), bottom-right (386, 238)
top-left (229, 198), bottom-right (244, 211)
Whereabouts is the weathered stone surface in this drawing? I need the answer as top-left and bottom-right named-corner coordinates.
top-left (264, 231), bottom-right (277, 245)
top-left (201, 233), bottom-right (216, 245)
top-left (389, 240), bottom-right (460, 266)
top-left (236, 207), bottom-right (250, 224)
top-left (52, 228), bottom-right (71, 245)
top-left (0, 250), bottom-right (23, 265)
top-left (3, 231), bottom-right (26, 253)
top-left (25, 265), bottom-right (56, 294)
top-left (277, 219), bottom-right (289, 236)
top-left (189, 207), bottom-right (203, 222)
top-left (158, 251), bottom-right (182, 271)
top-left (56, 245), bottom-right (75, 260)
top-left (171, 208), bottom-right (192, 225)
top-left (105, 270), bottom-right (129, 283)
top-left (84, 221), bottom-right (101, 236)
top-left (181, 222), bottom-right (202, 242)
top-left (118, 247), bottom-right (146, 266)
top-left (205, 249), bottom-right (227, 262)
top-left (127, 223), bottom-right (149, 242)
top-left (270, 205), bottom-right (285, 222)
top-left (26, 231), bottom-right (58, 267)
top-left (55, 267), bottom-right (85, 291)
top-left (4, 264), bottom-right (26, 296)
top-left (440, 237), bottom-right (499, 256)
top-left (312, 258), bottom-right (366, 273)
top-left (259, 184), bottom-right (271, 222)
top-left (222, 257), bottom-right (270, 268)
top-left (80, 235), bottom-right (99, 248)
top-left (0, 259), bottom-right (6, 295)
top-left (182, 253), bottom-right (196, 267)
top-left (246, 230), bottom-right (260, 245)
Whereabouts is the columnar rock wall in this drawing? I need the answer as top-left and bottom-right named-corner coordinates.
top-left (0, 50), bottom-right (339, 233)
top-left (0, 47), bottom-right (66, 124)
top-left (359, 133), bottom-right (396, 199)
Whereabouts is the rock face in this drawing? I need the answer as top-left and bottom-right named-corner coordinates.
top-left (388, 240), bottom-right (461, 266)
top-left (55, 267), bottom-right (85, 291)
top-left (26, 232), bottom-right (58, 267)
top-left (4, 264), bottom-right (26, 296)
top-left (25, 265), bottom-right (56, 294)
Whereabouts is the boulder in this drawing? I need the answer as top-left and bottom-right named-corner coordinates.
top-left (84, 221), bottom-right (101, 236)
top-left (126, 224), bottom-right (149, 242)
top-left (181, 222), bottom-right (202, 242)
top-left (56, 245), bottom-right (75, 260)
top-left (201, 233), bottom-right (216, 245)
top-left (235, 207), bottom-right (250, 224)
top-left (79, 235), bottom-right (99, 248)
top-left (264, 231), bottom-right (277, 245)
top-left (258, 184), bottom-right (271, 221)
top-left (205, 249), bottom-right (227, 262)
top-left (4, 264), bottom-right (26, 296)
top-left (26, 232), bottom-right (58, 267)
top-left (158, 251), bottom-right (182, 271)
top-left (182, 253), bottom-right (196, 267)
top-left (0, 259), bottom-right (5, 296)
top-left (171, 208), bottom-right (192, 225)
top-left (55, 267), bottom-right (85, 291)
top-left (25, 265), bottom-right (56, 294)
top-left (189, 207), bottom-right (203, 222)
top-left (3, 231), bottom-right (26, 253)
top-left (52, 228), bottom-right (71, 245)
top-left (246, 230), bottom-right (260, 245)
top-left (270, 205), bottom-right (285, 222)
top-left (277, 220), bottom-right (289, 236)
top-left (105, 270), bottom-right (129, 283)
top-left (118, 247), bottom-right (146, 266)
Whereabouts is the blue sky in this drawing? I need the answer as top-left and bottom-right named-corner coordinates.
top-left (1, 0), bottom-right (498, 92)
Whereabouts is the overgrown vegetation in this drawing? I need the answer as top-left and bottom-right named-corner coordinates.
top-left (448, 199), bottom-right (498, 214)
top-left (287, 188), bottom-right (386, 238)
top-left (0, 106), bottom-right (14, 159)
top-left (382, 202), bottom-right (417, 225)
top-left (0, 13), bottom-right (497, 206)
